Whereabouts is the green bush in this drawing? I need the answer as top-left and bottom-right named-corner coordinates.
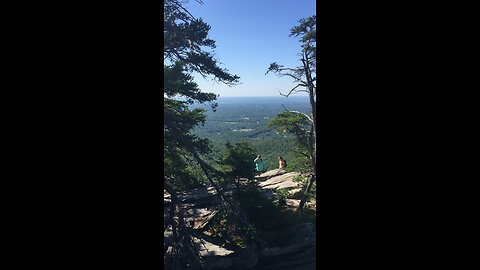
top-left (221, 141), bottom-right (257, 182)
top-left (236, 185), bottom-right (314, 228)
top-left (275, 188), bottom-right (290, 204)
top-left (206, 210), bottom-right (252, 249)
top-left (234, 184), bottom-right (315, 246)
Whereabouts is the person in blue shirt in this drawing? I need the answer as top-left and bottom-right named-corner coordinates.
top-left (254, 155), bottom-right (266, 173)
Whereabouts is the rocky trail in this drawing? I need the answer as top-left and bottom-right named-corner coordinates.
top-left (164, 170), bottom-right (316, 269)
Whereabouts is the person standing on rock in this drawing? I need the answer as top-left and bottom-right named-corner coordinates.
top-left (278, 156), bottom-right (287, 172)
top-left (254, 155), bottom-right (266, 173)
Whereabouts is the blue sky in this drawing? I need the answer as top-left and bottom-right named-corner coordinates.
top-left (184, 0), bottom-right (316, 97)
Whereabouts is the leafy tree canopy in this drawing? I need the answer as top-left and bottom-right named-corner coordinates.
top-left (221, 141), bottom-right (257, 182)
top-left (267, 112), bottom-right (311, 150)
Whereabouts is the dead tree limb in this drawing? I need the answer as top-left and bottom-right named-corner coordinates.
top-left (164, 176), bottom-right (204, 269)
top-left (279, 83), bottom-right (308, 97)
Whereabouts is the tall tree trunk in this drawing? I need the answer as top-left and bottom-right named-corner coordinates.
top-left (298, 174), bottom-right (315, 210)
top-left (302, 52), bottom-right (316, 145)
top-left (298, 125), bottom-right (316, 211)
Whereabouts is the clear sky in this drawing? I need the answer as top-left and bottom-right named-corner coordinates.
top-left (184, 0), bottom-right (316, 97)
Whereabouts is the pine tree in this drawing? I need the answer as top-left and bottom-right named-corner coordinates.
top-left (164, 1), bottom-right (241, 268)
top-left (266, 16), bottom-right (317, 211)
top-left (221, 141), bottom-right (257, 190)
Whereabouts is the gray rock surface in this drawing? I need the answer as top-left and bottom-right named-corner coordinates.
top-left (164, 171), bottom-right (316, 270)
top-left (257, 171), bottom-right (302, 190)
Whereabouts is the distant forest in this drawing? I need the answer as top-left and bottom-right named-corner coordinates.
top-left (191, 96), bottom-right (311, 169)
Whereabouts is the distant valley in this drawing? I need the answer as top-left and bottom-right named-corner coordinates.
top-left (191, 96), bottom-right (311, 169)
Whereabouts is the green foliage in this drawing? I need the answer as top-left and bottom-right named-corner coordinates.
top-left (235, 185), bottom-right (314, 229)
top-left (164, 63), bottom-right (218, 107)
top-left (304, 192), bottom-right (315, 202)
top-left (206, 209), bottom-right (256, 250)
top-left (275, 188), bottom-right (290, 205)
top-left (253, 137), bottom-right (295, 171)
top-left (292, 175), bottom-right (306, 183)
top-left (290, 15), bottom-right (316, 58)
top-left (266, 111), bottom-right (314, 173)
top-left (267, 112), bottom-right (311, 149)
top-left (220, 141), bottom-right (257, 182)
top-left (265, 16), bottom-right (317, 184)
top-left (291, 175), bottom-right (316, 203)
top-left (275, 188), bottom-right (290, 199)
top-left (284, 152), bottom-right (310, 173)
top-left (165, 154), bottom-right (208, 190)
top-left (164, 65), bottom-right (214, 189)
top-left (190, 98), bottom-right (310, 171)
top-left (163, 0), bottom-right (239, 192)
top-left (207, 211), bottom-right (242, 248)
top-left (164, 0), bottom-right (240, 85)
top-left (236, 185), bottom-right (292, 230)
top-left (267, 111), bottom-right (309, 129)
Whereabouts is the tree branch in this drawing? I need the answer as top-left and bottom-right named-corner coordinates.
top-left (281, 104), bottom-right (313, 123)
top-left (169, 0), bottom-right (197, 21)
top-left (273, 72), bottom-right (307, 84)
top-left (279, 83), bottom-right (308, 97)
top-left (188, 148), bottom-right (267, 249)
top-left (292, 149), bottom-right (310, 158)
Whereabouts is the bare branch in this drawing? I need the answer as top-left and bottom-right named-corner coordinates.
top-left (279, 84), bottom-right (306, 97)
top-left (265, 63), bottom-right (298, 75)
top-left (169, 0), bottom-right (197, 21)
top-left (267, 70), bottom-right (307, 84)
top-left (279, 89), bottom-right (308, 97)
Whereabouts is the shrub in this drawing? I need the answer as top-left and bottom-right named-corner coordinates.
top-left (221, 141), bottom-right (257, 183)
top-left (275, 188), bottom-right (290, 205)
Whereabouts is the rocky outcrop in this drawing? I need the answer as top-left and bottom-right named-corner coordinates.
top-left (191, 223), bottom-right (315, 270)
top-left (257, 172), bottom-right (302, 190)
top-left (164, 172), bottom-right (316, 270)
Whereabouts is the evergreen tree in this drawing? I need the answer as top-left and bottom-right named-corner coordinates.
top-left (164, 0), bottom-right (240, 189)
top-left (221, 141), bottom-right (257, 190)
top-left (163, 1), bottom-right (241, 268)
top-left (266, 16), bottom-right (317, 210)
